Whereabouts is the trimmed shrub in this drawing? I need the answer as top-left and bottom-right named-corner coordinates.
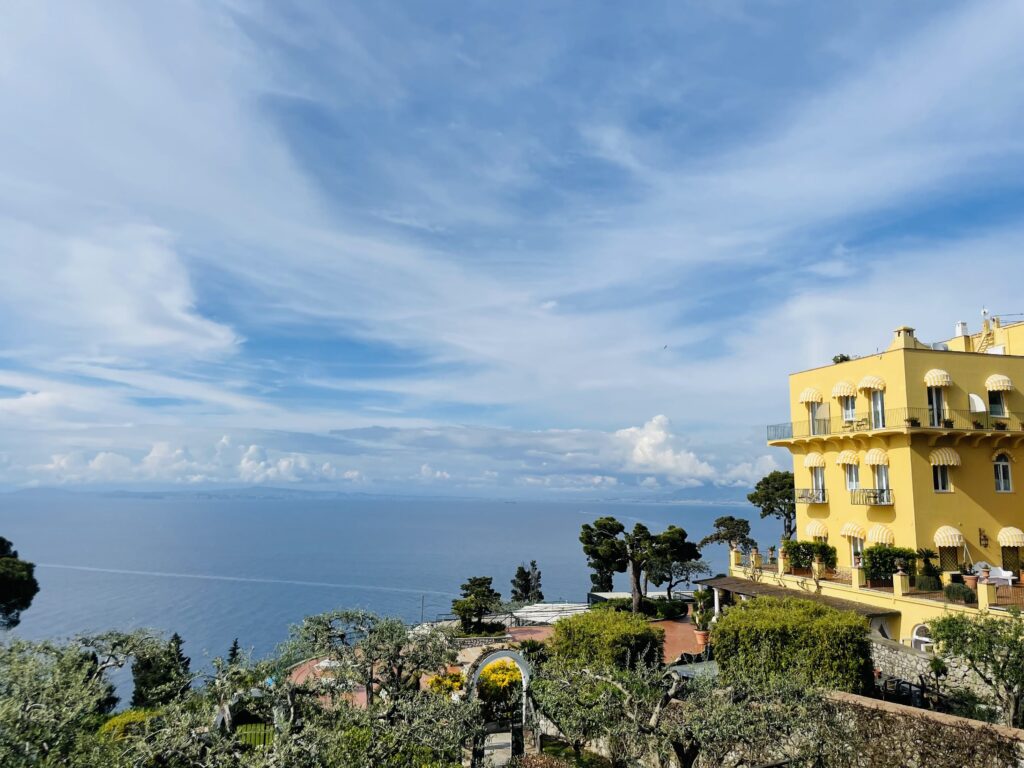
top-left (551, 610), bottom-right (664, 669)
top-left (98, 709), bottom-right (161, 740)
top-left (591, 596), bottom-right (687, 619)
top-left (916, 575), bottom-right (942, 592)
top-left (782, 540), bottom-right (837, 570)
top-left (943, 583), bottom-right (977, 604)
top-left (711, 597), bottom-right (873, 693)
top-left (862, 545), bottom-right (917, 582)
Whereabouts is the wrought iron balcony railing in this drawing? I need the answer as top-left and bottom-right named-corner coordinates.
top-left (767, 407), bottom-right (1024, 441)
top-left (850, 487), bottom-right (894, 506)
top-left (795, 488), bottom-right (827, 504)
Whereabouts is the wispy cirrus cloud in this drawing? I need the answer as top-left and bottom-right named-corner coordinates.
top-left (1, 2), bottom-right (1023, 493)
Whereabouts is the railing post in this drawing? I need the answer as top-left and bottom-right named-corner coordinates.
top-left (978, 581), bottom-right (997, 610)
top-left (729, 547), bottom-right (743, 570)
top-left (811, 556), bottom-right (824, 581)
top-left (893, 570), bottom-right (910, 598)
top-left (851, 566), bottom-right (865, 589)
top-left (750, 548), bottom-right (763, 569)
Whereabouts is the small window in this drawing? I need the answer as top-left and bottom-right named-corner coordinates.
top-left (933, 465), bottom-right (950, 492)
top-left (911, 624), bottom-right (932, 652)
top-left (845, 464), bottom-right (860, 491)
top-left (1002, 546), bottom-right (1021, 573)
top-left (995, 454), bottom-right (1012, 492)
top-left (939, 546), bottom-right (959, 571)
top-left (841, 395), bottom-right (856, 421)
top-left (989, 390), bottom-right (1006, 417)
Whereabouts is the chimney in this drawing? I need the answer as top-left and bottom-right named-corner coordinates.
top-left (888, 325), bottom-right (919, 350)
top-left (955, 321), bottom-right (968, 337)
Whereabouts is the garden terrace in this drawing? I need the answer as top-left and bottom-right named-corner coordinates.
top-left (696, 576), bottom-right (899, 619)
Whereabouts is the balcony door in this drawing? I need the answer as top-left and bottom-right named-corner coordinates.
top-left (928, 386), bottom-right (945, 427)
top-left (870, 390), bottom-right (885, 429)
top-left (810, 466), bottom-right (825, 503)
top-left (873, 465), bottom-right (891, 504)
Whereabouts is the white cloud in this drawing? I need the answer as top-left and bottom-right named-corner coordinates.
top-left (615, 415), bottom-right (716, 485)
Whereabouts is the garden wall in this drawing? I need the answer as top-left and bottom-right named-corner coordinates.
top-left (869, 636), bottom-right (988, 698)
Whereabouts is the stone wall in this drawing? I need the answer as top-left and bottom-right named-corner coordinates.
top-left (870, 636), bottom-right (989, 698)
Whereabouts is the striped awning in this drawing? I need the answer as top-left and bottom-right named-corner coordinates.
top-left (858, 375), bottom-right (886, 391)
top-left (992, 449), bottom-right (1016, 462)
top-left (867, 524), bottom-right (895, 545)
top-left (831, 381), bottom-right (856, 398)
top-left (986, 374), bottom-right (1013, 392)
top-left (840, 522), bottom-right (866, 539)
top-left (929, 447), bottom-right (961, 466)
top-left (798, 387), bottom-right (823, 404)
top-left (806, 520), bottom-right (829, 539)
top-left (934, 525), bottom-right (964, 548)
top-left (924, 369), bottom-right (952, 387)
top-left (997, 527), bottom-right (1024, 547)
top-left (804, 452), bottom-right (826, 468)
top-left (836, 450), bottom-right (859, 465)
top-left (864, 448), bottom-right (889, 466)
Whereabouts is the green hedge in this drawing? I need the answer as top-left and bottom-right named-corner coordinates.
top-left (943, 583), bottom-right (977, 604)
top-left (781, 540), bottom-right (837, 569)
top-left (862, 545), bottom-right (917, 582)
top-left (711, 597), bottom-right (873, 693)
top-left (591, 596), bottom-right (688, 620)
top-left (551, 610), bottom-right (664, 669)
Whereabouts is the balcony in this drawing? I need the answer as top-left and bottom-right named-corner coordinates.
top-left (767, 406), bottom-right (1024, 443)
top-left (795, 488), bottom-right (827, 504)
top-left (850, 488), bottom-right (894, 506)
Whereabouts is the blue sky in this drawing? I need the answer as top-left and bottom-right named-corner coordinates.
top-left (2, 1), bottom-right (1024, 495)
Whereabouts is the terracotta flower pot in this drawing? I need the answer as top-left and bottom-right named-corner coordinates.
top-left (694, 629), bottom-right (710, 647)
top-left (980, 568), bottom-right (991, 582)
top-left (963, 574), bottom-right (979, 589)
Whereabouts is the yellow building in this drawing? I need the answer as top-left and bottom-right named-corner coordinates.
top-left (717, 317), bottom-right (1024, 645)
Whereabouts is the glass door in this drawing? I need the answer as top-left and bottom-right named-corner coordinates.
top-left (928, 386), bottom-right (944, 427)
top-left (870, 390), bottom-right (885, 429)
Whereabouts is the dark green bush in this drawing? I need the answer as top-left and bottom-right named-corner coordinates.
top-left (591, 596), bottom-right (687, 620)
top-left (551, 610), bottom-right (664, 669)
top-left (711, 597), bottom-right (872, 693)
top-left (943, 583), bottom-right (977, 604)
top-left (862, 545), bottom-right (917, 582)
top-left (781, 540), bottom-right (837, 570)
top-left (916, 575), bottom-right (941, 591)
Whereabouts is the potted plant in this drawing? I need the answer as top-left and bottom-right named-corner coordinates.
top-left (906, 416), bottom-right (921, 427)
top-left (996, 421), bottom-right (1008, 431)
top-left (690, 589), bottom-right (713, 646)
top-left (960, 563), bottom-right (978, 590)
top-left (973, 420), bottom-right (984, 429)
top-left (942, 418), bottom-right (955, 428)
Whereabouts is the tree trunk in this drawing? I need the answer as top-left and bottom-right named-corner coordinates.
top-left (630, 560), bottom-right (643, 613)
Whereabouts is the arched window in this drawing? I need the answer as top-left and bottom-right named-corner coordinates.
top-left (911, 624), bottom-right (932, 652)
top-left (994, 453), bottom-right (1013, 492)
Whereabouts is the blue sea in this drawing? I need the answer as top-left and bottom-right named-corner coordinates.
top-left (0, 490), bottom-right (779, 666)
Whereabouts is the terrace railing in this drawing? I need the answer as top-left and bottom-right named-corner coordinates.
top-left (850, 488), bottom-right (894, 506)
top-left (767, 407), bottom-right (1024, 441)
top-left (795, 488), bottom-right (827, 504)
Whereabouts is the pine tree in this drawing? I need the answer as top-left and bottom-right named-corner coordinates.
top-left (131, 633), bottom-right (191, 707)
top-left (511, 564), bottom-right (532, 602)
top-left (527, 560), bottom-right (544, 602)
top-left (227, 637), bottom-right (241, 665)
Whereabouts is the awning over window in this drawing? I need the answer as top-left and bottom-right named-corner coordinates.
top-left (803, 452), bottom-right (826, 468)
top-left (934, 526), bottom-right (964, 548)
top-left (831, 381), bottom-right (856, 398)
top-left (924, 369), bottom-right (952, 387)
top-left (997, 527), bottom-right (1024, 547)
top-left (928, 447), bottom-right (961, 466)
top-left (858, 375), bottom-right (886, 391)
top-left (806, 520), bottom-right (829, 539)
top-left (867, 524), bottom-right (895, 545)
top-left (992, 449), bottom-right (1016, 462)
top-left (836, 450), bottom-right (859, 465)
top-left (986, 374), bottom-right (1013, 392)
top-left (864, 448), bottom-right (889, 466)
top-left (840, 522), bottom-right (866, 539)
top-left (798, 387), bottom-right (823, 404)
